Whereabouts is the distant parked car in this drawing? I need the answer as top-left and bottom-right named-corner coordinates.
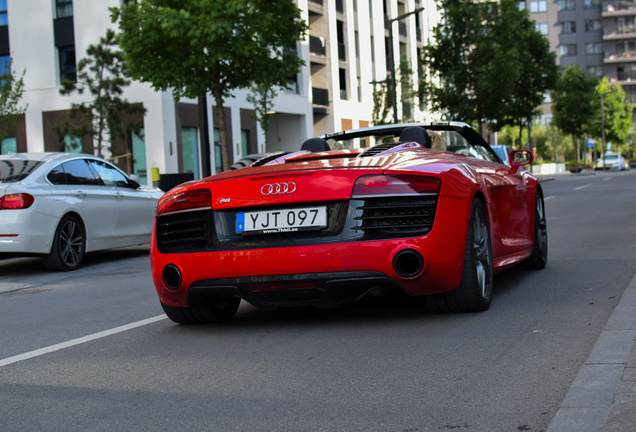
top-left (596, 152), bottom-right (626, 170)
top-left (490, 144), bottom-right (513, 166)
top-left (0, 152), bottom-right (164, 271)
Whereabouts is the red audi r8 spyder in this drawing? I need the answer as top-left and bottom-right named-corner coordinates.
top-left (151, 122), bottom-right (547, 324)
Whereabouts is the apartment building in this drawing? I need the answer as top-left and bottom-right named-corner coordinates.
top-left (0, 0), bottom-right (438, 185)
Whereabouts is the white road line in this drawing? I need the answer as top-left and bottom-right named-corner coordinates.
top-left (574, 184), bottom-right (591, 190)
top-left (0, 315), bottom-right (168, 367)
top-left (603, 177), bottom-right (611, 181)
top-left (544, 196), bottom-right (556, 201)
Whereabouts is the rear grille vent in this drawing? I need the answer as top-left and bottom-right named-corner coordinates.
top-left (354, 197), bottom-right (438, 234)
top-left (156, 210), bottom-right (215, 253)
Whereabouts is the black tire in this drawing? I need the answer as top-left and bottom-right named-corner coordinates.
top-left (523, 190), bottom-right (548, 270)
top-left (424, 198), bottom-right (493, 313)
top-left (161, 297), bottom-right (241, 324)
top-left (42, 215), bottom-right (86, 271)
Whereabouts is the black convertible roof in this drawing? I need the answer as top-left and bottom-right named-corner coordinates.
top-left (318, 121), bottom-right (473, 141)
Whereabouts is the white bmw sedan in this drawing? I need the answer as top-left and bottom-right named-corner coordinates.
top-left (0, 152), bottom-right (164, 271)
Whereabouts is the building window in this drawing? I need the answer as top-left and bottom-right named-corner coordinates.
top-left (535, 23), bottom-right (548, 35)
top-left (557, 0), bottom-right (575, 11)
top-left (529, 1), bottom-right (547, 13)
top-left (558, 21), bottom-right (576, 34)
top-left (339, 68), bottom-right (348, 100)
top-left (585, 20), bottom-right (602, 32)
top-left (584, 0), bottom-right (601, 8)
top-left (617, 64), bottom-right (636, 81)
top-left (586, 43), bottom-right (602, 54)
top-left (213, 128), bottom-right (222, 174)
top-left (519, 1), bottom-right (527, 10)
top-left (586, 65), bottom-right (604, 77)
top-left (1, 137), bottom-right (16, 154)
top-left (0, 0), bottom-right (7, 26)
top-left (56, 0), bottom-right (73, 18)
top-left (240, 129), bottom-right (249, 157)
top-left (64, 135), bottom-right (82, 153)
top-left (337, 20), bottom-right (346, 61)
top-left (0, 55), bottom-right (9, 76)
top-left (618, 17), bottom-right (636, 34)
top-left (131, 129), bottom-right (147, 185)
top-left (59, 46), bottom-right (76, 82)
top-left (559, 44), bottom-right (577, 56)
top-left (181, 127), bottom-right (200, 179)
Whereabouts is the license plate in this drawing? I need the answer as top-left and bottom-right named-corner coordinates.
top-left (236, 206), bottom-right (327, 235)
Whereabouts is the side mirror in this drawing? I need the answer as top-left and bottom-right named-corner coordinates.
top-left (508, 150), bottom-right (533, 174)
top-left (128, 174), bottom-right (141, 189)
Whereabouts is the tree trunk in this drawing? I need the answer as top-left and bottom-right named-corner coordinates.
top-left (572, 134), bottom-right (578, 168)
top-left (518, 122), bottom-right (523, 150)
top-left (213, 88), bottom-right (232, 172)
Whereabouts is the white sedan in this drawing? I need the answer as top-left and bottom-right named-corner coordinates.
top-left (596, 152), bottom-right (627, 170)
top-left (0, 152), bottom-right (163, 271)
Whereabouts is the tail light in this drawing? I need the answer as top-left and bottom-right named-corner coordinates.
top-left (0, 193), bottom-right (34, 210)
top-left (156, 189), bottom-right (211, 216)
top-left (351, 175), bottom-right (441, 198)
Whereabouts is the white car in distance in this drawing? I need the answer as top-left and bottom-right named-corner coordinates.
top-left (596, 151), bottom-right (627, 170)
top-left (0, 152), bottom-right (164, 270)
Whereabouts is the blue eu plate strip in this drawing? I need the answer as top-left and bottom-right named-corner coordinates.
top-left (236, 213), bottom-right (245, 233)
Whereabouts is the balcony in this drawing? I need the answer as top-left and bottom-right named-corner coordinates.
top-left (603, 1), bottom-right (636, 16)
top-left (605, 50), bottom-right (636, 62)
top-left (312, 87), bottom-right (330, 115)
top-left (309, 35), bottom-right (326, 57)
top-left (617, 70), bottom-right (636, 80)
top-left (603, 30), bottom-right (636, 40)
top-left (308, 0), bottom-right (323, 5)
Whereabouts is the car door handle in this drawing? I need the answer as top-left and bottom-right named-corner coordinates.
top-left (114, 192), bottom-right (123, 199)
top-left (74, 191), bottom-right (86, 198)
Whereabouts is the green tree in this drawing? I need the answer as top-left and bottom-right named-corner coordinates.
top-left (371, 77), bottom-right (392, 126)
top-left (0, 58), bottom-right (27, 144)
top-left (111, 0), bottom-right (307, 172)
top-left (550, 65), bottom-right (597, 167)
top-left (246, 79), bottom-right (277, 148)
top-left (55, 29), bottom-right (145, 158)
top-left (587, 77), bottom-right (633, 162)
top-left (421, 0), bottom-right (556, 136)
top-left (500, 2), bottom-right (558, 147)
top-left (399, 59), bottom-right (416, 122)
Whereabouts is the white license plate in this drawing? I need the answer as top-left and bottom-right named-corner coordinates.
top-left (236, 206), bottom-right (327, 235)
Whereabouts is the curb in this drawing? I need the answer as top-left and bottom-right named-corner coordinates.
top-left (547, 271), bottom-right (636, 432)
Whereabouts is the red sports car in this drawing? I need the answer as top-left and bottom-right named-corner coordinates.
top-left (151, 122), bottom-right (547, 324)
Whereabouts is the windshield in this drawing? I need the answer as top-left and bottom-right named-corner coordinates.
top-left (605, 155), bottom-right (619, 160)
top-left (492, 147), bottom-right (507, 161)
top-left (0, 160), bottom-right (44, 183)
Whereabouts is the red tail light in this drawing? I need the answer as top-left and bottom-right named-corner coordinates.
top-left (156, 189), bottom-right (211, 216)
top-left (351, 175), bottom-right (441, 198)
top-left (0, 193), bottom-right (34, 210)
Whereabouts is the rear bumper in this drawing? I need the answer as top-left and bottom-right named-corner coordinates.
top-left (151, 196), bottom-right (472, 308)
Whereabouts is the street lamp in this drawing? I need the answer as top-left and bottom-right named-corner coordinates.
top-left (386, 6), bottom-right (425, 124)
top-left (600, 87), bottom-right (617, 170)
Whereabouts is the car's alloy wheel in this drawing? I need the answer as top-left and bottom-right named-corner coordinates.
top-left (161, 297), bottom-right (241, 324)
top-left (424, 198), bottom-right (493, 313)
top-left (42, 215), bottom-right (86, 271)
top-left (523, 191), bottom-right (548, 270)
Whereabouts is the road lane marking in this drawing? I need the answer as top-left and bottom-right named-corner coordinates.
top-left (0, 315), bottom-right (168, 367)
top-left (544, 196), bottom-right (555, 201)
top-left (574, 184), bottom-right (591, 190)
top-left (603, 177), bottom-right (611, 181)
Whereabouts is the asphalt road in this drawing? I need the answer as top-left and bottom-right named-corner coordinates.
top-left (1, 170), bottom-right (636, 432)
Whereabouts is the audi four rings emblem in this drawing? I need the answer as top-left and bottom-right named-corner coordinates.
top-left (261, 182), bottom-right (297, 195)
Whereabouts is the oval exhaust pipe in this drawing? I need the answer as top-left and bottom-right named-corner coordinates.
top-left (163, 264), bottom-right (182, 291)
top-left (393, 249), bottom-right (424, 278)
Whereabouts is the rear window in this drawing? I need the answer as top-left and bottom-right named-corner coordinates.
top-left (0, 160), bottom-right (44, 183)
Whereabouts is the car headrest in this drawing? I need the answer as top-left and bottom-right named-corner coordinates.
top-left (301, 138), bottom-right (331, 152)
top-left (399, 127), bottom-right (432, 149)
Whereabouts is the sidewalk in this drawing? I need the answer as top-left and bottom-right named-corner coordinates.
top-left (547, 272), bottom-right (636, 432)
